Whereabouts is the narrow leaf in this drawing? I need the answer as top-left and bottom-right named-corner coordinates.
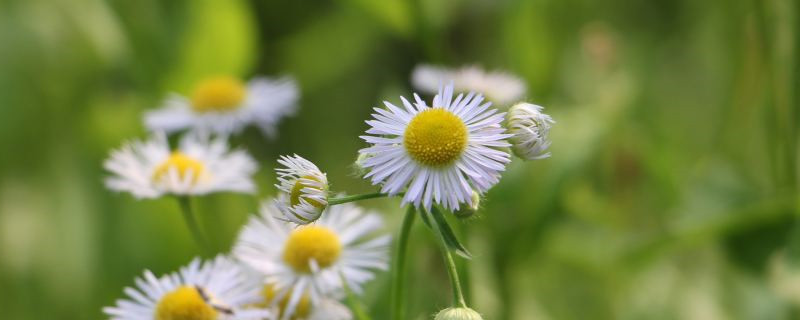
top-left (417, 206), bottom-right (433, 229)
top-left (430, 206), bottom-right (472, 259)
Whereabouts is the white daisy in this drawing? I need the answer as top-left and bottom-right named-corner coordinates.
top-left (359, 84), bottom-right (512, 211)
top-left (274, 155), bottom-right (329, 224)
top-left (145, 76), bottom-right (299, 137)
top-left (104, 132), bottom-right (257, 198)
top-left (506, 102), bottom-right (555, 160)
top-left (234, 201), bottom-right (389, 319)
top-left (103, 256), bottom-right (272, 320)
top-left (411, 64), bottom-right (526, 106)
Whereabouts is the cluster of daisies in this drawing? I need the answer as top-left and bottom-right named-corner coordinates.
top-left (102, 64), bottom-right (554, 320)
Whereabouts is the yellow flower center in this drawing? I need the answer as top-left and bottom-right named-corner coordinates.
top-left (404, 109), bottom-right (468, 167)
top-left (190, 76), bottom-right (246, 113)
top-left (155, 286), bottom-right (218, 320)
top-left (282, 226), bottom-right (342, 273)
top-left (152, 152), bottom-right (206, 185)
top-left (289, 176), bottom-right (326, 208)
top-left (262, 285), bottom-right (311, 320)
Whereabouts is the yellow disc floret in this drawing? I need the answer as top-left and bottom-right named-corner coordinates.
top-left (282, 226), bottom-right (342, 273)
top-left (190, 76), bottom-right (246, 113)
top-left (289, 175), bottom-right (326, 208)
top-left (155, 286), bottom-right (218, 320)
top-left (152, 152), bottom-right (206, 185)
top-left (404, 109), bottom-right (468, 167)
top-left (262, 285), bottom-right (311, 320)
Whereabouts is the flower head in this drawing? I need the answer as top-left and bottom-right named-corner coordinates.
top-left (233, 201), bottom-right (389, 319)
top-left (145, 76), bottom-right (298, 137)
top-left (506, 102), bottom-right (555, 160)
top-left (103, 256), bottom-right (271, 320)
top-left (412, 64), bottom-right (526, 106)
top-left (104, 132), bottom-right (257, 198)
top-left (434, 307), bottom-right (484, 320)
top-left (359, 84), bottom-right (512, 211)
top-left (274, 155), bottom-right (329, 224)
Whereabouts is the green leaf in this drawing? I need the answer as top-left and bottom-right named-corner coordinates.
top-left (417, 206), bottom-right (433, 229)
top-left (430, 206), bottom-right (472, 259)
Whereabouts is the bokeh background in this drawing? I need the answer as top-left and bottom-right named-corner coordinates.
top-left (0, 0), bottom-right (797, 319)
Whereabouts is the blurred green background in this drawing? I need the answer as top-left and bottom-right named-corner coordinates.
top-left (0, 0), bottom-right (797, 319)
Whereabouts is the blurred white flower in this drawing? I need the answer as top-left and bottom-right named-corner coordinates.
top-left (506, 102), bottom-right (554, 160)
top-left (412, 64), bottom-right (526, 106)
top-left (233, 201), bottom-right (389, 320)
top-left (103, 256), bottom-right (272, 320)
top-left (145, 76), bottom-right (298, 137)
top-left (769, 251), bottom-right (800, 305)
top-left (273, 155), bottom-right (329, 224)
top-left (359, 84), bottom-right (512, 211)
top-left (256, 284), bottom-right (353, 320)
top-left (104, 132), bottom-right (257, 198)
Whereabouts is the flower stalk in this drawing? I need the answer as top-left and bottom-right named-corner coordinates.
top-left (390, 206), bottom-right (417, 320)
top-left (328, 192), bottom-right (401, 206)
top-left (176, 196), bottom-right (210, 255)
top-left (429, 208), bottom-right (468, 308)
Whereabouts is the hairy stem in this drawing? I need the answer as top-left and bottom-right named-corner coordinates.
top-left (328, 192), bottom-right (390, 205)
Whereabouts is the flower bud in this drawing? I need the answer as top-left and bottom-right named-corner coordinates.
top-left (275, 154), bottom-right (329, 224)
top-left (353, 153), bottom-right (373, 177)
top-left (453, 191), bottom-right (481, 219)
top-left (434, 307), bottom-right (483, 320)
top-left (506, 102), bottom-right (555, 160)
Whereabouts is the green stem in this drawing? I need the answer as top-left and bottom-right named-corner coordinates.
top-left (390, 206), bottom-right (416, 320)
top-left (328, 192), bottom-right (398, 206)
top-left (176, 196), bottom-right (210, 254)
top-left (430, 210), bottom-right (467, 308)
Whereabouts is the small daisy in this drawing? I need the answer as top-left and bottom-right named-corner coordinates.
top-left (411, 64), bottom-right (526, 106)
top-left (234, 201), bottom-right (389, 319)
top-left (103, 256), bottom-right (272, 320)
top-left (145, 76), bottom-right (299, 137)
top-left (359, 84), bottom-right (512, 211)
top-left (506, 102), bottom-right (555, 160)
top-left (274, 155), bottom-right (329, 224)
top-left (104, 132), bottom-right (257, 198)
top-left (256, 284), bottom-right (352, 320)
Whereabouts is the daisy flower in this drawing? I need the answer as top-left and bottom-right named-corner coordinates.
top-left (274, 155), bottom-right (329, 224)
top-left (104, 132), bottom-right (257, 198)
top-left (145, 76), bottom-right (298, 137)
top-left (506, 102), bottom-right (555, 160)
top-left (233, 201), bottom-right (389, 319)
top-left (103, 256), bottom-right (272, 320)
top-left (359, 84), bottom-right (512, 211)
top-left (411, 64), bottom-right (526, 106)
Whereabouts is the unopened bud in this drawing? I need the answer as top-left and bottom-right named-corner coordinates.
top-left (353, 153), bottom-right (373, 177)
top-left (506, 102), bottom-right (554, 161)
top-left (454, 191), bottom-right (481, 219)
top-left (434, 307), bottom-right (483, 320)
